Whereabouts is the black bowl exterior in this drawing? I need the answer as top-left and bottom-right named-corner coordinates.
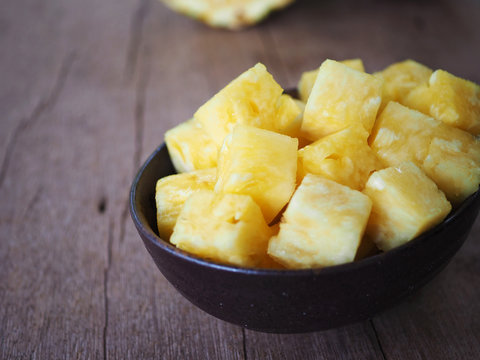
top-left (130, 145), bottom-right (480, 333)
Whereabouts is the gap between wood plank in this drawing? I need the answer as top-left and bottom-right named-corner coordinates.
top-left (103, 218), bottom-right (114, 360)
top-left (242, 327), bottom-right (247, 360)
top-left (124, 0), bottom-right (150, 83)
top-left (0, 52), bottom-right (76, 190)
top-left (369, 319), bottom-right (387, 360)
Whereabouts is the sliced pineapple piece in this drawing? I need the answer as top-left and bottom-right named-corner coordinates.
top-left (274, 94), bottom-right (303, 137)
top-left (170, 190), bottom-right (273, 267)
top-left (297, 58), bottom-right (365, 103)
top-left (363, 162), bottom-right (451, 251)
top-left (423, 138), bottom-right (480, 205)
top-left (374, 59), bottom-right (432, 111)
top-left (403, 69), bottom-right (480, 135)
top-left (165, 118), bottom-right (218, 173)
top-left (301, 59), bottom-right (383, 141)
top-left (155, 168), bottom-right (217, 240)
top-left (215, 124), bottom-right (298, 224)
top-left (268, 174), bottom-right (372, 269)
top-left (161, 0), bottom-right (295, 30)
top-left (369, 102), bottom-right (480, 203)
top-left (194, 63), bottom-right (299, 149)
top-left (297, 123), bottom-right (383, 190)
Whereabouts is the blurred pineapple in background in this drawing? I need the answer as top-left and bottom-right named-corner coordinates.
top-left (160, 0), bottom-right (295, 30)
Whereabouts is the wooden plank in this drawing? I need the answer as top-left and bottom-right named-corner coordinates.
top-left (371, 218), bottom-right (480, 360)
top-left (245, 321), bottom-right (385, 359)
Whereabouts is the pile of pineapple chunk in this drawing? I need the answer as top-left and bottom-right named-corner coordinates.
top-left (156, 59), bottom-right (480, 269)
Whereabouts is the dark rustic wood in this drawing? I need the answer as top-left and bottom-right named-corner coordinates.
top-left (1, 0), bottom-right (479, 358)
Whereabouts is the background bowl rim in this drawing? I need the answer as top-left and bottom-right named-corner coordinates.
top-left (130, 142), bottom-right (480, 277)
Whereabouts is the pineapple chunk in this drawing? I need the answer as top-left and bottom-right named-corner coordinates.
top-left (275, 94), bottom-right (303, 137)
top-left (370, 102), bottom-right (480, 203)
top-left (268, 174), bottom-right (372, 269)
top-left (301, 59), bottom-right (383, 141)
top-left (297, 123), bottom-right (383, 190)
top-left (165, 119), bottom-right (218, 173)
top-left (374, 59), bottom-right (432, 111)
top-left (297, 58), bottom-right (365, 103)
top-left (423, 138), bottom-right (480, 205)
top-left (170, 190), bottom-right (273, 267)
top-left (215, 125), bottom-right (298, 224)
top-left (363, 162), bottom-right (451, 251)
top-left (403, 70), bottom-right (480, 135)
top-left (194, 63), bottom-right (300, 148)
top-left (155, 168), bottom-right (217, 240)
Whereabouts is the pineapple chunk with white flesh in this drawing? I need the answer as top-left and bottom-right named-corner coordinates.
top-left (298, 59), bottom-right (365, 103)
top-left (268, 174), bottom-right (372, 269)
top-left (170, 190), bottom-right (274, 267)
top-left (373, 59), bottom-right (432, 111)
top-left (194, 63), bottom-right (300, 149)
top-left (301, 59), bottom-right (383, 141)
top-left (297, 123), bottom-right (383, 190)
top-left (403, 69), bottom-right (480, 135)
top-left (215, 124), bottom-right (298, 224)
top-left (165, 119), bottom-right (218, 173)
top-left (423, 138), bottom-right (480, 205)
top-left (363, 162), bottom-right (451, 251)
top-left (155, 168), bottom-right (217, 240)
top-left (369, 102), bottom-right (480, 204)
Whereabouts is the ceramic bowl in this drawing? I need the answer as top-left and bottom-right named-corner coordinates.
top-left (130, 144), bottom-right (480, 333)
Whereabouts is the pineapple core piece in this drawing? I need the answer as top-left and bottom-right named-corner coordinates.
top-left (170, 190), bottom-right (273, 267)
top-left (215, 124), bottom-right (298, 224)
top-left (403, 69), bottom-right (480, 135)
top-left (298, 58), bottom-right (365, 103)
top-left (363, 162), bottom-right (451, 251)
top-left (297, 123), bottom-right (383, 190)
top-left (301, 59), bottom-right (383, 141)
top-left (373, 59), bottom-right (432, 111)
top-left (370, 102), bottom-right (480, 204)
top-left (155, 168), bottom-right (217, 240)
top-left (268, 174), bottom-right (372, 269)
top-left (194, 63), bottom-right (300, 149)
top-left (165, 119), bottom-right (218, 173)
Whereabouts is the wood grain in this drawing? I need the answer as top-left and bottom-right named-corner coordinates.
top-left (0, 0), bottom-right (479, 359)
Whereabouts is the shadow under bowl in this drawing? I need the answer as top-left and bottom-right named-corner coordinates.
top-left (130, 144), bottom-right (480, 333)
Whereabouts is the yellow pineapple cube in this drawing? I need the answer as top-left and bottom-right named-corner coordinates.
top-left (297, 123), bottom-right (383, 190)
top-left (268, 174), bottom-right (372, 269)
top-left (155, 168), bottom-right (217, 240)
top-left (369, 102), bottom-right (480, 203)
top-left (363, 162), bottom-right (451, 251)
top-left (165, 119), bottom-right (218, 173)
top-left (374, 59), bottom-right (432, 111)
top-left (194, 63), bottom-right (300, 148)
top-left (301, 59), bottom-right (383, 141)
top-left (403, 70), bottom-right (480, 135)
top-left (215, 124), bottom-right (298, 224)
top-left (170, 190), bottom-right (273, 267)
top-left (275, 94), bottom-right (303, 137)
top-left (423, 138), bottom-right (480, 205)
top-left (297, 58), bottom-right (365, 103)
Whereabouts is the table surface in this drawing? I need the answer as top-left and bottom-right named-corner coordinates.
top-left (1, 0), bottom-right (480, 358)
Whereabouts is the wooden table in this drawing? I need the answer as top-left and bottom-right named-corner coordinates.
top-left (1, 0), bottom-right (479, 358)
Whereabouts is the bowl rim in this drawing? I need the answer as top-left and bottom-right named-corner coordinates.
top-left (130, 143), bottom-right (480, 277)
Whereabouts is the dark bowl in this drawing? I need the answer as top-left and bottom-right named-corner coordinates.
top-left (130, 144), bottom-right (480, 333)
